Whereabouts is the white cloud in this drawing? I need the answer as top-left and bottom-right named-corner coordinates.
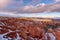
top-left (22, 5), bottom-right (34, 11)
top-left (0, 0), bottom-right (11, 6)
top-left (0, 0), bottom-right (24, 11)
top-left (18, 1), bottom-right (60, 13)
top-left (0, 0), bottom-right (12, 8)
top-left (19, 3), bottom-right (46, 12)
top-left (0, 0), bottom-right (60, 13)
top-left (56, 0), bottom-right (60, 2)
top-left (35, 3), bottom-right (46, 7)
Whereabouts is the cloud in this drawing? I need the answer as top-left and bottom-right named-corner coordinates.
top-left (0, 0), bottom-right (12, 8)
top-left (17, 1), bottom-right (60, 13)
top-left (17, 3), bottom-right (46, 13)
top-left (0, 0), bottom-right (24, 12)
top-left (12, 0), bottom-right (23, 7)
top-left (0, 12), bottom-right (60, 18)
top-left (30, 0), bottom-right (40, 5)
top-left (23, 5), bottom-right (34, 11)
top-left (0, 0), bottom-right (60, 13)
top-left (56, 0), bottom-right (60, 2)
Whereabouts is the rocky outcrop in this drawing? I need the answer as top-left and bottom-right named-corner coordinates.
top-left (0, 17), bottom-right (60, 40)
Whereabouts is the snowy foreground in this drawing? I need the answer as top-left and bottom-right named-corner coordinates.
top-left (0, 17), bottom-right (60, 40)
top-left (0, 32), bottom-right (56, 40)
top-left (0, 30), bottom-right (21, 40)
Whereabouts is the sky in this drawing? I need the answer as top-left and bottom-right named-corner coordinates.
top-left (0, 0), bottom-right (60, 17)
top-left (0, 0), bottom-right (60, 12)
top-left (0, 0), bottom-right (57, 11)
top-left (0, 12), bottom-right (60, 18)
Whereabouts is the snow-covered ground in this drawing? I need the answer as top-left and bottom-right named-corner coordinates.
top-left (0, 29), bottom-right (20, 40)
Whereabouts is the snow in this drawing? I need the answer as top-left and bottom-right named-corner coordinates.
top-left (48, 33), bottom-right (56, 40)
